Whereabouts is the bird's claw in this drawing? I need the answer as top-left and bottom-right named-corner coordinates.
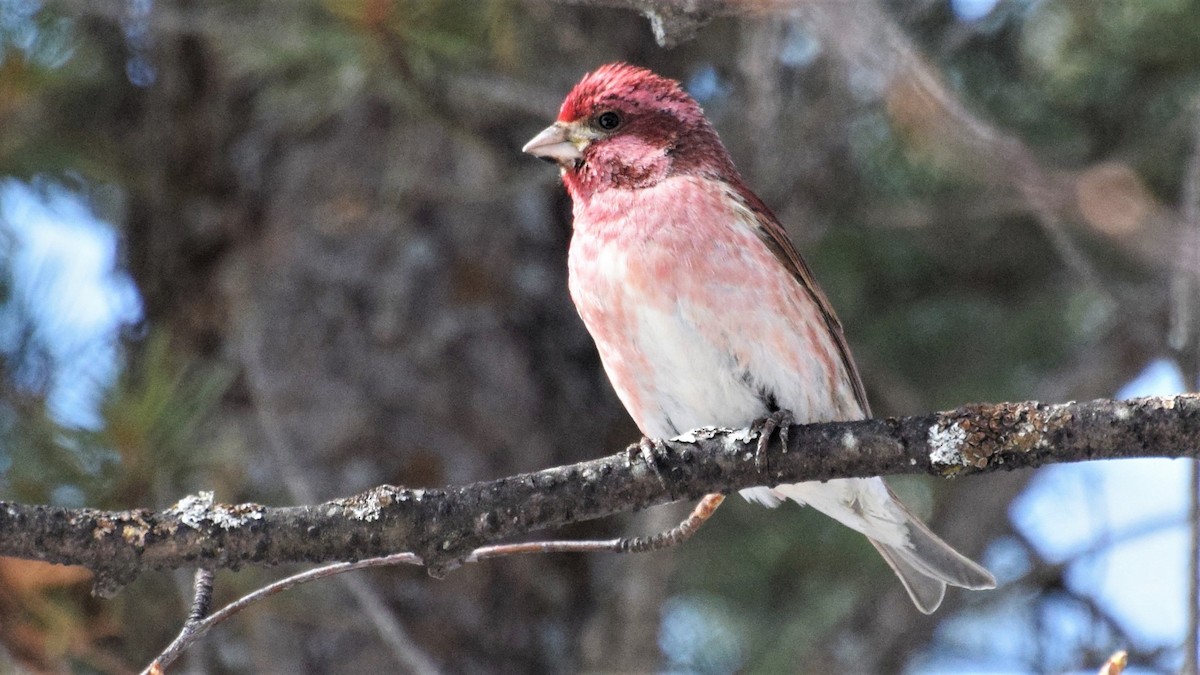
top-left (751, 409), bottom-right (794, 475)
top-left (626, 436), bottom-right (670, 488)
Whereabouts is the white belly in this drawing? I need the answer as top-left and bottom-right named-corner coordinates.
top-left (621, 302), bottom-right (769, 438)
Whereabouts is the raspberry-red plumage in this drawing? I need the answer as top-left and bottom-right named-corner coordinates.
top-left (556, 63), bottom-right (734, 202)
top-left (557, 63), bottom-right (696, 125)
top-left (526, 63), bottom-right (996, 614)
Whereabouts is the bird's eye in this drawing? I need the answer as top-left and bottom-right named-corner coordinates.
top-left (596, 111), bottom-right (621, 131)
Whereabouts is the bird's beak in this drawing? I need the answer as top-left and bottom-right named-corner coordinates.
top-left (522, 123), bottom-right (584, 166)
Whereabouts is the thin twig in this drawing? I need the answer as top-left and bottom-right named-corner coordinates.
top-left (618, 493), bottom-right (725, 552)
top-left (242, 331), bottom-right (442, 674)
top-left (186, 569), bottom-right (215, 624)
top-left (144, 552), bottom-right (423, 674)
top-left (146, 526), bottom-right (723, 673)
top-left (147, 569), bottom-right (215, 674)
top-left (1061, 514), bottom-right (1187, 564)
top-left (1187, 462), bottom-right (1199, 675)
top-left (1175, 95), bottom-right (1200, 675)
top-left (1170, 96), bottom-right (1200, 353)
top-left (1009, 532), bottom-right (1159, 670)
top-left (467, 538), bottom-right (625, 559)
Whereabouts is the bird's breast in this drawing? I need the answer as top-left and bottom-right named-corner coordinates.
top-left (567, 176), bottom-right (859, 438)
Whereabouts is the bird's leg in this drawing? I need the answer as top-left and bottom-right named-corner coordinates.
top-left (618, 434), bottom-right (723, 553)
top-left (618, 493), bottom-right (726, 553)
top-left (750, 409), bottom-right (794, 475)
top-left (626, 435), bottom-right (670, 489)
top-left (615, 411), bottom-right (792, 553)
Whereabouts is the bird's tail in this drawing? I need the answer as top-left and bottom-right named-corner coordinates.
top-left (742, 477), bottom-right (995, 614)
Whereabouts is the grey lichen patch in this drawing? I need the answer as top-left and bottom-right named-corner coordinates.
top-left (673, 426), bottom-right (738, 444)
top-left (931, 401), bottom-right (1068, 474)
top-left (166, 491), bottom-right (266, 531)
top-left (928, 421), bottom-right (969, 472)
top-left (675, 426), bottom-right (755, 465)
top-left (840, 431), bottom-right (860, 451)
top-left (728, 427), bottom-right (755, 444)
top-left (334, 485), bottom-right (405, 522)
top-left (166, 493), bottom-right (215, 529)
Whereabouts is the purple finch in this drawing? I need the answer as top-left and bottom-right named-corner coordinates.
top-left (524, 63), bottom-right (994, 613)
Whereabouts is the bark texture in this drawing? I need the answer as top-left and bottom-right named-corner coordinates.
top-left (2, 395), bottom-right (1195, 594)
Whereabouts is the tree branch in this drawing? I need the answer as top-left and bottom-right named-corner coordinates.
top-left (1, 395), bottom-right (1196, 595)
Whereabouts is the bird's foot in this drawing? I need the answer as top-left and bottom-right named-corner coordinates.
top-left (626, 436), bottom-right (670, 489)
top-left (619, 493), bottom-right (726, 553)
top-left (750, 409), bottom-right (794, 475)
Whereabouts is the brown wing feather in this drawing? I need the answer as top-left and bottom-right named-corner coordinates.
top-left (733, 186), bottom-right (872, 417)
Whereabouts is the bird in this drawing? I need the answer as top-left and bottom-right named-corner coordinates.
top-left (522, 62), bottom-right (995, 613)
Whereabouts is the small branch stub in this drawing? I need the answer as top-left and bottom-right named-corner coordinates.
top-left (643, 4), bottom-right (712, 47)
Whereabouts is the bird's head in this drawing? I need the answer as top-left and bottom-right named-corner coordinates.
top-left (523, 63), bottom-right (735, 201)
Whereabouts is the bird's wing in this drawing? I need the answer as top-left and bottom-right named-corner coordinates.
top-left (730, 184), bottom-right (872, 417)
